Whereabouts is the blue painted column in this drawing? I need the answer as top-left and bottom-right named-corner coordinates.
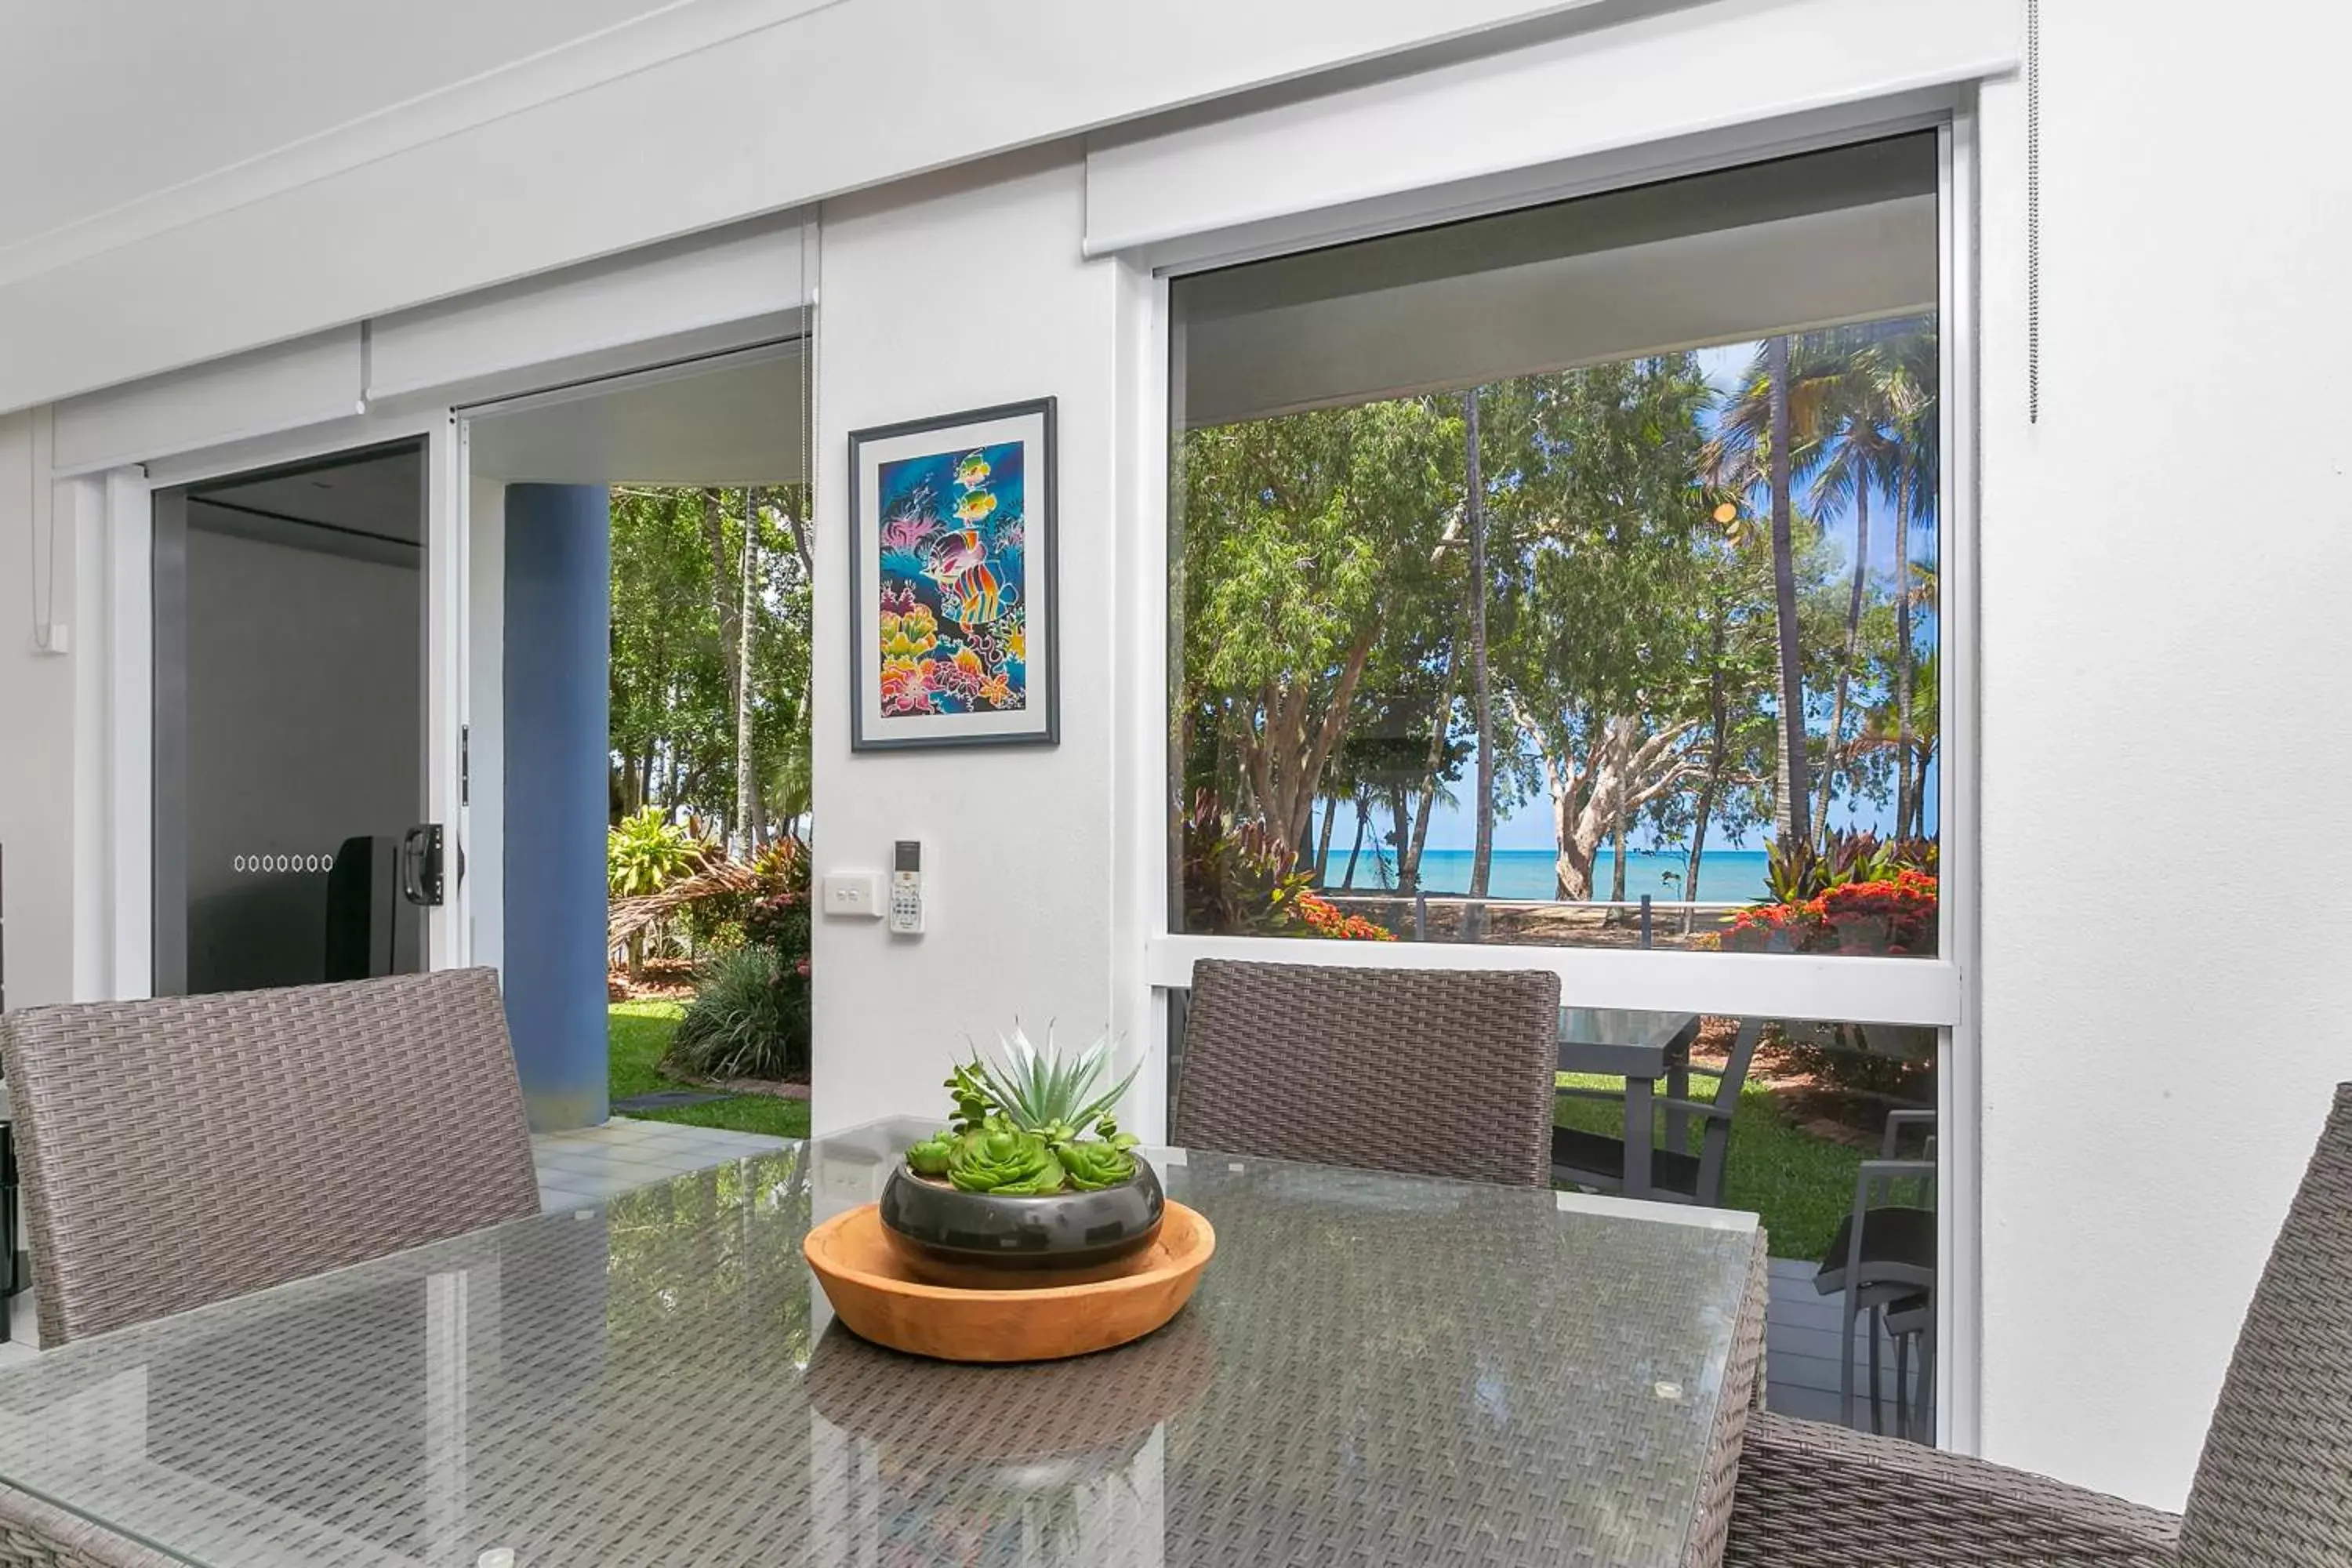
top-left (503, 485), bottom-right (612, 1131)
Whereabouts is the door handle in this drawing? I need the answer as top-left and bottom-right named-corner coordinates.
top-left (399, 823), bottom-right (445, 907)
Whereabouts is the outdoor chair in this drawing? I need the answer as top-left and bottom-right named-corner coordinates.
top-left (1551, 1018), bottom-right (1762, 1206)
top-left (1173, 959), bottom-right (1559, 1187)
top-left (1726, 1080), bottom-right (2352, 1566)
top-left (0, 967), bottom-right (540, 1345)
top-left (1813, 1106), bottom-right (1937, 1434)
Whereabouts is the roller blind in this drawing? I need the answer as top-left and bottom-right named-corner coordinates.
top-left (1174, 133), bottom-right (1937, 430)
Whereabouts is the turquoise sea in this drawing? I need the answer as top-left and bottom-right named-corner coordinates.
top-left (1312, 846), bottom-right (1772, 904)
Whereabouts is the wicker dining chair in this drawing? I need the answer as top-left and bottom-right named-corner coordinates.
top-left (1172, 959), bottom-right (1560, 1187)
top-left (0, 967), bottom-right (541, 1346)
top-left (1727, 1081), bottom-right (2352, 1566)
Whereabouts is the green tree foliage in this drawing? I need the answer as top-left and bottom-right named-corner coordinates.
top-left (1175, 313), bottom-right (1940, 923)
top-left (608, 485), bottom-right (812, 842)
top-left (1178, 399), bottom-right (1463, 854)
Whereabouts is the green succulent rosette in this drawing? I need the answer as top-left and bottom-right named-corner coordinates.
top-left (904, 1130), bottom-right (956, 1178)
top-left (947, 1127), bottom-right (1066, 1194)
top-left (1055, 1140), bottom-right (1138, 1191)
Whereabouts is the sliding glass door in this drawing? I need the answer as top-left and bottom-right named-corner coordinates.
top-left (151, 441), bottom-right (434, 994)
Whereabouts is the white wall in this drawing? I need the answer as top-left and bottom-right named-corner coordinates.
top-left (808, 150), bottom-right (1123, 1134)
top-left (0, 412), bottom-right (77, 1008)
top-left (1970, 5), bottom-right (2352, 1507)
top-left (0, 0), bottom-right (1606, 412)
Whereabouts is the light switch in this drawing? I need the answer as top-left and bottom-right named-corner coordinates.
top-left (821, 871), bottom-right (886, 919)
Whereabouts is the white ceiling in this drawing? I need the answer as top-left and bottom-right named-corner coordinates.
top-left (467, 344), bottom-right (808, 486)
top-left (0, 0), bottom-right (673, 256)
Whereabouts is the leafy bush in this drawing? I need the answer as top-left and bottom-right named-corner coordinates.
top-left (662, 838), bottom-right (813, 1081)
top-left (1182, 791), bottom-right (1395, 940)
top-left (608, 806), bottom-right (704, 897)
top-left (665, 945), bottom-right (811, 1081)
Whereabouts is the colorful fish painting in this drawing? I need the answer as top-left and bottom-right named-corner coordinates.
top-left (873, 440), bottom-right (1027, 717)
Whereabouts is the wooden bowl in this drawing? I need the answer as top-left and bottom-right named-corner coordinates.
top-left (805, 1200), bottom-right (1214, 1363)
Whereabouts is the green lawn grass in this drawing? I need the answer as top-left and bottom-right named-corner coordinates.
top-left (609, 1000), bottom-right (811, 1141)
top-left (1555, 1071), bottom-right (1860, 1261)
top-left (608, 1005), bottom-right (1849, 1257)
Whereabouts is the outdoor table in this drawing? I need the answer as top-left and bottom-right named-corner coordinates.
top-left (1559, 1007), bottom-right (1704, 1198)
top-left (0, 1117), bottom-right (1767, 1568)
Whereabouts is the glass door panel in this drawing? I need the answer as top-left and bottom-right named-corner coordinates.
top-left (153, 441), bottom-right (430, 994)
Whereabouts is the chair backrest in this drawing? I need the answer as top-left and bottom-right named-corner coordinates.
top-left (0, 967), bottom-right (541, 1344)
top-left (1690, 1019), bottom-right (1763, 1204)
top-left (1173, 960), bottom-right (1559, 1187)
top-left (2178, 1082), bottom-right (2352, 1567)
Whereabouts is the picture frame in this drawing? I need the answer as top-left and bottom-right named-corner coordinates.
top-left (848, 397), bottom-right (1058, 750)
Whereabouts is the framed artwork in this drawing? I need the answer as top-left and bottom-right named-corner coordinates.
top-left (848, 397), bottom-right (1058, 750)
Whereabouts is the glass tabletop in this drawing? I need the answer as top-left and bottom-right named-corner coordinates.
top-left (0, 1119), bottom-right (1759, 1568)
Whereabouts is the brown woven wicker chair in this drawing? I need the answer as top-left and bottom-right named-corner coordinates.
top-left (1172, 959), bottom-right (1560, 1187)
top-left (1726, 1080), bottom-right (2352, 1566)
top-left (0, 967), bottom-right (541, 1346)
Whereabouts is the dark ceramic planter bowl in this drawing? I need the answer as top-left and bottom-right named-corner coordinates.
top-left (878, 1158), bottom-right (1165, 1276)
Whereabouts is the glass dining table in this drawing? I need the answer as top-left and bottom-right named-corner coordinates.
top-left (0, 1118), bottom-right (1766, 1568)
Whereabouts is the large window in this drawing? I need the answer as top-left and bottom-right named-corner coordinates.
top-left (1169, 135), bottom-right (1943, 958)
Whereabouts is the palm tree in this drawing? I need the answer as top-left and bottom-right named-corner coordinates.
top-left (1878, 325), bottom-right (1940, 838)
top-left (1702, 338), bottom-right (1841, 848)
top-left (1804, 332), bottom-right (1904, 844)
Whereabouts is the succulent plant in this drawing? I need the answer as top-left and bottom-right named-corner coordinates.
top-left (905, 1131), bottom-right (956, 1177)
top-left (947, 1127), bottom-right (1064, 1194)
top-left (1055, 1140), bottom-right (1137, 1191)
top-left (906, 1025), bottom-right (1145, 1194)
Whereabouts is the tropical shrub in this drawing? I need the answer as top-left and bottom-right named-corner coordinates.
top-left (902, 1026), bottom-right (1143, 1194)
top-left (1719, 867), bottom-right (1938, 956)
top-left (608, 807), bottom-right (713, 975)
top-left (665, 944), bottom-right (811, 1081)
top-left (1182, 791), bottom-right (1395, 940)
top-left (608, 805), bottom-right (705, 896)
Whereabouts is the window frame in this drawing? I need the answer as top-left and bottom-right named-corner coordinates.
top-left (1120, 103), bottom-right (1980, 1449)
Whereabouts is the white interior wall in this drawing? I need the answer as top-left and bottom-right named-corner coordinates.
top-left (0, 0), bottom-right (1613, 412)
top-left (808, 150), bottom-right (1123, 1134)
top-left (0, 412), bottom-right (77, 1009)
top-left (1969, 5), bottom-right (2352, 1507)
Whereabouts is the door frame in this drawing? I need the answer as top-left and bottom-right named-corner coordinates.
top-left (96, 409), bottom-right (471, 996)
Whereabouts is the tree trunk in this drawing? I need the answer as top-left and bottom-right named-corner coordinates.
top-left (1403, 644), bottom-right (1460, 895)
top-left (1388, 789), bottom-right (1411, 893)
top-left (1341, 797), bottom-right (1370, 889)
top-left (1681, 780), bottom-right (1718, 935)
top-left (733, 487), bottom-right (760, 858)
top-left (1894, 465), bottom-right (1916, 837)
top-left (701, 488), bottom-right (745, 727)
top-left (1682, 615), bottom-right (1731, 934)
top-left (1463, 387), bottom-right (1496, 942)
top-left (1610, 811), bottom-right (1628, 904)
top-left (1312, 797), bottom-right (1339, 886)
top-left (1766, 335), bottom-right (1813, 848)
top-left (1814, 470), bottom-right (1870, 847)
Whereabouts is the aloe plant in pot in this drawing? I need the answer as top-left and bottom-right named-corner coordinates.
top-left (880, 1026), bottom-right (1163, 1277)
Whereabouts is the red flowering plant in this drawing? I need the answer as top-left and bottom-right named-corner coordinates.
top-left (1715, 835), bottom-right (1938, 956)
top-left (1182, 791), bottom-right (1396, 942)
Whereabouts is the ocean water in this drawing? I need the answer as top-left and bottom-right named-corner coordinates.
top-left (1312, 846), bottom-right (1772, 904)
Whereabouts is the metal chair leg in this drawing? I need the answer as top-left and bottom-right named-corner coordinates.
top-left (1893, 1329), bottom-right (1911, 1439)
top-left (1839, 1288), bottom-right (1860, 1428)
top-left (1867, 1304), bottom-right (1885, 1435)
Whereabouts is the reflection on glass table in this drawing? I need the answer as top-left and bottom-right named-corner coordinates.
top-left (0, 1119), bottom-right (1765, 1568)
